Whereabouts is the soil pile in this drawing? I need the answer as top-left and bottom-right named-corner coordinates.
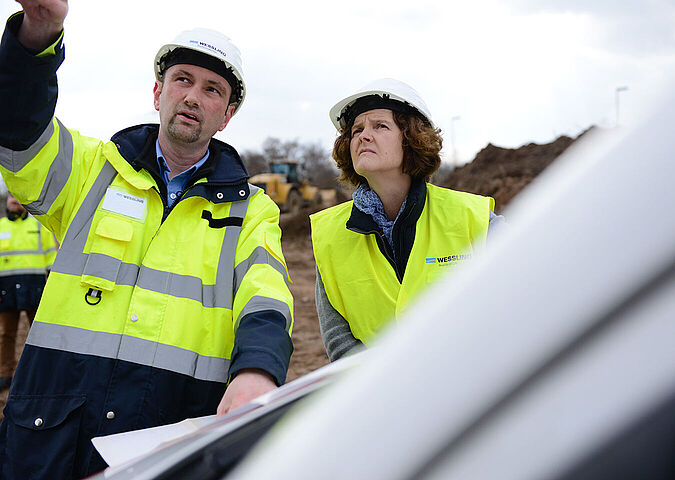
top-left (436, 131), bottom-right (589, 212)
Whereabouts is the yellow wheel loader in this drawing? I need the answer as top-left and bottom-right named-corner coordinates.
top-left (249, 160), bottom-right (322, 214)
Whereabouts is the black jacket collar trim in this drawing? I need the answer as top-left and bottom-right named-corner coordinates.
top-left (110, 124), bottom-right (250, 203)
top-left (6, 211), bottom-right (29, 221)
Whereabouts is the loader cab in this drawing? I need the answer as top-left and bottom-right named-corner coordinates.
top-left (270, 161), bottom-right (299, 184)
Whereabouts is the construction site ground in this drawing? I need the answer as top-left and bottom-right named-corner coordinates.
top-left (0, 131), bottom-right (585, 418)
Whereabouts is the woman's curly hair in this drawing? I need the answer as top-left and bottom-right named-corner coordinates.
top-left (332, 110), bottom-right (443, 187)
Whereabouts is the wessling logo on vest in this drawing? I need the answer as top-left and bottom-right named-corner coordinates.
top-left (426, 253), bottom-right (472, 266)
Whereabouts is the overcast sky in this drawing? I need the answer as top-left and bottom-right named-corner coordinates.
top-left (2, 0), bottom-right (674, 164)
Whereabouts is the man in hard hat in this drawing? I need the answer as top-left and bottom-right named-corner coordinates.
top-left (0, 194), bottom-right (57, 391)
top-left (0, 1), bottom-right (293, 478)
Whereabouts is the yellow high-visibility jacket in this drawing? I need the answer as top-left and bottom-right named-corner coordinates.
top-left (0, 213), bottom-right (57, 276)
top-left (311, 183), bottom-right (492, 344)
top-left (2, 119), bottom-right (294, 384)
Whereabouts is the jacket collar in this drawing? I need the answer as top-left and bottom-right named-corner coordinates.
top-left (110, 124), bottom-right (251, 203)
top-left (5, 210), bottom-right (28, 221)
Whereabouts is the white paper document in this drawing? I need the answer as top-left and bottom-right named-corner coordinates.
top-left (92, 414), bottom-right (220, 468)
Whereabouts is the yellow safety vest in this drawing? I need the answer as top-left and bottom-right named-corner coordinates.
top-left (0, 118), bottom-right (293, 383)
top-left (311, 183), bottom-right (493, 344)
top-left (0, 214), bottom-right (57, 276)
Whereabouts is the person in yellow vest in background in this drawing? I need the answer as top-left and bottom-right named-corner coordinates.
top-left (311, 79), bottom-right (505, 361)
top-left (0, 194), bottom-right (57, 390)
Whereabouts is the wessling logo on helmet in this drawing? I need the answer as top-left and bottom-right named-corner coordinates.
top-left (189, 39), bottom-right (227, 58)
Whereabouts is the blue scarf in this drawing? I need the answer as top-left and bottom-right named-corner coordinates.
top-left (352, 184), bottom-right (407, 257)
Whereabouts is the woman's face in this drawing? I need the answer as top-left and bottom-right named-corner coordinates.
top-left (349, 109), bottom-right (404, 181)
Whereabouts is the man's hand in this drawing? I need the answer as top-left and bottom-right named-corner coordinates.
top-left (217, 369), bottom-right (277, 416)
top-left (15, 0), bottom-right (68, 51)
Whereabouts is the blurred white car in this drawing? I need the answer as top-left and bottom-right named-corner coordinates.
top-left (90, 93), bottom-right (675, 480)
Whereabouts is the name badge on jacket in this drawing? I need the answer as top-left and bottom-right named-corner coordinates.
top-left (101, 188), bottom-right (146, 221)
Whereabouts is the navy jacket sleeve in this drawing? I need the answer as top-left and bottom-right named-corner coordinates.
top-left (0, 12), bottom-right (64, 150)
top-left (228, 310), bottom-right (294, 386)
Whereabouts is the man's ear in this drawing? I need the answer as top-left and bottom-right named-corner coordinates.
top-left (153, 81), bottom-right (163, 112)
top-left (218, 104), bottom-right (236, 132)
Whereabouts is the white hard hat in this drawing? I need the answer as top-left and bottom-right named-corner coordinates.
top-left (154, 28), bottom-right (246, 115)
top-left (329, 78), bottom-right (434, 133)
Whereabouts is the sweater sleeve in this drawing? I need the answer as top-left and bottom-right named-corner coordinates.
top-left (315, 267), bottom-right (365, 362)
top-left (487, 210), bottom-right (507, 242)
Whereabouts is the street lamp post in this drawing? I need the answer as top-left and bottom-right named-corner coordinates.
top-left (450, 115), bottom-right (461, 164)
top-left (615, 86), bottom-right (628, 127)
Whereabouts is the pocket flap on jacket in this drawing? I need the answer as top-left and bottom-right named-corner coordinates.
top-left (6, 394), bottom-right (86, 431)
top-left (95, 215), bottom-right (133, 242)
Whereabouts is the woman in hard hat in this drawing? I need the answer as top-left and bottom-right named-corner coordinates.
top-left (310, 78), bottom-right (503, 361)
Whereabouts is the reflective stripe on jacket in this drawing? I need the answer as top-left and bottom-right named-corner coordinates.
top-left (311, 183), bottom-right (492, 344)
top-left (0, 214), bottom-right (56, 276)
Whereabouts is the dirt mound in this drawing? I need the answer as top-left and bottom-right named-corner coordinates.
top-left (437, 129), bottom-right (592, 212)
top-left (279, 186), bottom-right (353, 240)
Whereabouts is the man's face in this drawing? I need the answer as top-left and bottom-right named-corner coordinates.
top-left (153, 64), bottom-right (236, 147)
top-left (6, 195), bottom-right (25, 215)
